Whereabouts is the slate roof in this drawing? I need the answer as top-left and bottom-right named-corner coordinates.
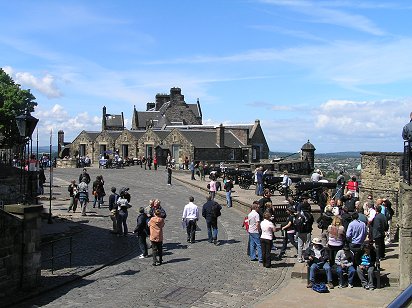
top-left (179, 130), bottom-right (244, 148)
top-left (82, 131), bottom-right (101, 141)
top-left (105, 114), bottom-right (124, 128)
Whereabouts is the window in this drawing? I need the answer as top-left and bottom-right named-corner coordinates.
top-left (172, 144), bottom-right (179, 160)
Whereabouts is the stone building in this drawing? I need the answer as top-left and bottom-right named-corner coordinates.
top-left (132, 87), bottom-right (202, 130)
top-left (61, 87), bottom-right (270, 165)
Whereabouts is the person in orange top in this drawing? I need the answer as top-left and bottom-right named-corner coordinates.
top-left (149, 209), bottom-right (165, 266)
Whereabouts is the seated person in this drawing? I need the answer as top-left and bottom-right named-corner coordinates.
top-left (304, 237), bottom-right (334, 289)
top-left (335, 244), bottom-right (356, 288)
top-left (356, 242), bottom-right (377, 290)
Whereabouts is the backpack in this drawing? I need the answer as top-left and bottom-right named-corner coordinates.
top-left (211, 202), bottom-right (221, 218)
top-left (312, 283), bottom-right (329, 293)
top-left (243, 216), bottom-right (249, 232)
top-left (287, 177), bottom-right (292, 187)
top-left (294, 211), bottom-right (312, 233)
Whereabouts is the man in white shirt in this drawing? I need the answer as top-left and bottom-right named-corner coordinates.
top-left (311, 169), bottom-right (323, 182)
top-left (248, 202), bottom-right (263, 263)
top-left (182, 196), bottom-right (199, 243)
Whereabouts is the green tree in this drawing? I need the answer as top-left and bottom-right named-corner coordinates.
top-left (0, 68), bottom-right (37, 146)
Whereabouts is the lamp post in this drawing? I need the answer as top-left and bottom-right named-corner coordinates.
top-left (15, 109), bottom-right (39, 205)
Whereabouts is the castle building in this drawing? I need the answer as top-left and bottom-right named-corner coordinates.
top-left (62, 87), bottom-right (270, 166)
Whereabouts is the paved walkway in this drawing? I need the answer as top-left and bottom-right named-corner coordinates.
top-left (4, 167), bottom-right (402, 307)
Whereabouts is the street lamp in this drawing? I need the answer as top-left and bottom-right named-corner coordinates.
top-left (15, 109), bottom-right (39, 204)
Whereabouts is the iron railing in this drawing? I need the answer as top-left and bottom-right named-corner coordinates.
top-left (41, 236), bottom-right (73, 274)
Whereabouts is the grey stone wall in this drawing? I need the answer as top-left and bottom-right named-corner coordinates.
top-left (0, 205), bottom-right (42, 296)
top-left (399, 183), bottom-right (412, 288)
top-left (360, 152), bottom-right (403, 240)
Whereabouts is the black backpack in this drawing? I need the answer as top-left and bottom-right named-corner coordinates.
top-left (211, 202), bottom-right (221, 218)
top-left (294, 211), bottom-right (313, 233)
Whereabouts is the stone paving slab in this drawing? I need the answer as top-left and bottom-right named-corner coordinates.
top-left (3, 166), bottom-right (403, 308)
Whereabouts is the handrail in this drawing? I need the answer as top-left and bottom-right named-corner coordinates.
top-left (387, 284), bottom-right (412, 308)
top-left (41, 236), bottom-right (73, 274)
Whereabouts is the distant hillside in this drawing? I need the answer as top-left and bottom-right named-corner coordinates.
top-left (269, 151), bottom-right (361, 158)
top-left (316, 152), bottom-right (361, 158)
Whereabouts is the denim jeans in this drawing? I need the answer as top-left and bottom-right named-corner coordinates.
top-left (257, 183), bottom-right (263, 196)
top-left (337, 265), bottom-right (355, 285)
top-left (249, 233), bottom-right (262, 262)
top-left (226, 191), bottom-right (232, 207)
top-left (117, 210), bottom-right (128, 235)
top-left (206, 220), bottom-right (218, 242)
top-left (309, 262), bottom-right (332, 283)
top-left (280, 232), bottom-right (298, 255)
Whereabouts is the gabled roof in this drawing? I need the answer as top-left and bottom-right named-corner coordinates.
top-left (130, 131), bottom-right (145, 139)
top-left (82, 131), bottom-right (100, 141)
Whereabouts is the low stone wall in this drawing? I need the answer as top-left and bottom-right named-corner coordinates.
top-left (56, 158), bottom-right (77, 168)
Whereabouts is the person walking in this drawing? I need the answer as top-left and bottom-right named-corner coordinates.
top-left (278, 205), bottom-right (298, 259)
top-left (189, 161), bottom-right (196, 180)
top-left (78, 177), bottom-right (89, 216)
top-left (149, 209), bottom-right (165, 266)
top-left (116, 190), bottom-right (132, 236)
top-left (202, 195), bottom-right (222, 245)
top-left (182, 196), bottom-right (199, 243)
top-left (167, 163), bottom-right (173, 185)
top-left (281, 170), bottom-right (292, 201)
top-left (67, 180), bottom-right (79, 213)
top-left (208, 175), bottom-right (217, 200)
top-left (134, 207), bottom-right (149, 258)
top-left (224, 179), bottom-right (233, 208)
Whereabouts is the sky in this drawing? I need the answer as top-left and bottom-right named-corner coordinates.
top-left (1, 0), bottom-right (412, 153)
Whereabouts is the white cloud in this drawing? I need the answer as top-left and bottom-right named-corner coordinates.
top-left (259, 0), bottom-right (386, 35)
top-left (3, 66), bottom-right (62, 98)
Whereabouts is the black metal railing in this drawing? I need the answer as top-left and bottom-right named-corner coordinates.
top-left (41, 236), bottom-right (73, 274)
top-left (403, 141), bottom-right (411, 185)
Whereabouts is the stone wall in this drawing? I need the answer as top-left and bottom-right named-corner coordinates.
top-left (399, 182), bottom-right (412, 288)
top-left (0, 204), bottom-right (43, 296)
top-left (0, 165), bottom-right (39, 205)
top-left (360, 152), bottom-right (403, 241)
top-left (56, 158), bottom-right (77, 168)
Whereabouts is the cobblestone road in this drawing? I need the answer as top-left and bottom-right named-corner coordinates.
top-left (16, 166), bottom-right (293, 308)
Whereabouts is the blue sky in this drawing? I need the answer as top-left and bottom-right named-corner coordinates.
top-left (1, 0), bottom-right (411, 153)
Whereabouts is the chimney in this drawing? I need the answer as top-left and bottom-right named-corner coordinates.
top-left (58, 130), bottom-right (64, 155)
top-left (216, 124), bottom-right (225, 148)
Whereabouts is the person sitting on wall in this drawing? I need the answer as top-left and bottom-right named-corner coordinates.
top-left (305, 237), bottom-right (334, 289)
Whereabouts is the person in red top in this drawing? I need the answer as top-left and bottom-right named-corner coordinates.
top-left (346, 176), bottom-right (359, 199)
top-left (153, 155), bottom-right (158, 170)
